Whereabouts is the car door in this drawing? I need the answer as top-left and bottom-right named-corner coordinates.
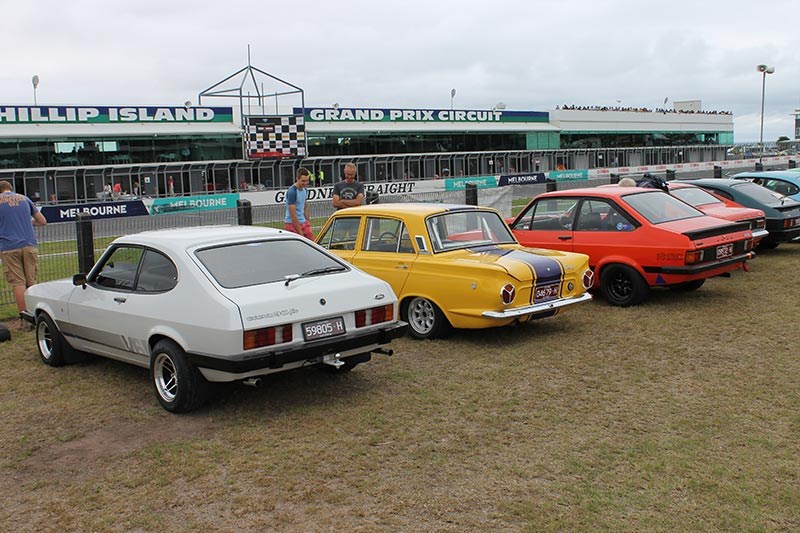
top-left (66, 245), bottom-right (178, 364)
top-left (351, 216), bottom-right (414, 296)
top-left (510, 196), bottom-right (580, 252)
top-left (569, 198), bottom-right (639, 267)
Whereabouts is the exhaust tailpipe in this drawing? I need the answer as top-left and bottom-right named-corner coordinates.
top-left (242, 377), bottom-right (262, 388)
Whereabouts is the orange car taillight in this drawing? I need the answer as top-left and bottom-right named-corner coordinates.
top-left (243, 324), bottom-right (293, 350)
top-left (755, 218), bottom-right (766, 230)
top-left (500, 283), bottom-right (516, 305)
top-left (785, 218), bottom-right (798, 229)
top-left (355, 304), bottom-right (394, 327)
top-left (582, 269), bottom-right (595, 289)
top-left (685, 250), bottom-right (703, 265)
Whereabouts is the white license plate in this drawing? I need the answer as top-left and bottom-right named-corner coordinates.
top-left (534, 283), bottom-right (561, 302)
top-left (303, 316), bottom-right (346, 341)
top-left (716, 243), bottom-right (734, 260)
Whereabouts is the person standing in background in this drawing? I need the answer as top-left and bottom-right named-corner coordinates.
top-left (0, 180), bottom-right (47, 315)
top-left (284, 168), bottom-right (314, 240)
top-left (332, 163), bottom-right (364, 210)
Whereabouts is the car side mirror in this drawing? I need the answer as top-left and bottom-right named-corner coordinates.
top-left (73, 273), bottom-right (88, 289)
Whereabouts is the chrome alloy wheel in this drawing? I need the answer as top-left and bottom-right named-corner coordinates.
top-left (408, 297), bottom-right (436, 335)
top-left (153, 352), bottom-right (178, 402)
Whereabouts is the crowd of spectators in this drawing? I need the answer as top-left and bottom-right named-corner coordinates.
top-left (556, 105), bottom-right (732, 115)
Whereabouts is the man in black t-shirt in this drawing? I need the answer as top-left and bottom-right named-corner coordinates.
top-left (332, 163), bottom-right (365, 210)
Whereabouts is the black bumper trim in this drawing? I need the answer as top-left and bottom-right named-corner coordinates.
top-left (642, 252), bottom-right (753, 275)
top-left (186, 321), bottom-right (408, 373)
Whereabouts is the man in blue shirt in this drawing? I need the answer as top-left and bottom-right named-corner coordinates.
top-left (0, 180), bottom-right (47, 313)
top-left (284, 168), bottom-right (314, 240)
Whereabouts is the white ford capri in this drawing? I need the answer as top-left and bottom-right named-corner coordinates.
top-left (23, 226), bottom-right (407, 413)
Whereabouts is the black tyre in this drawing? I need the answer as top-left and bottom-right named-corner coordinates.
top-left (671, 279), bottom-right (705, 292)
top-left (36, 313), bottom-right (74, 367)
top-left (150, 339), bottom-right (208, 413)
top-left (402, 297), bottom-right (450, 339)
top-left (600, 264), bottom-right (649, 307)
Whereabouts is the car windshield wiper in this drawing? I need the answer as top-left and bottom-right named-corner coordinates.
top-left (285, 266), bottom-right (347, 286)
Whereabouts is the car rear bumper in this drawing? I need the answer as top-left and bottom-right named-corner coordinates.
top-left (481, 292), bottom-right (592, 319)
top-left (642, 252), bottom-right (754, 275)
top-left (187, 321), bottom-right (408, 374)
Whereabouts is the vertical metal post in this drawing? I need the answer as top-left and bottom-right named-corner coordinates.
top-left (75, 213), bottom-right (95, 273)
top-left (546, 179), bottom-right (557, 192)
top-left (237, 199), bottom-right (253, 225)
top-left (464, 183), bottom-right (477, 205)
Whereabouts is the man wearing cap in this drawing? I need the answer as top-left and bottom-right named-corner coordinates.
top-left (0, 180), bottom-right (47, 314)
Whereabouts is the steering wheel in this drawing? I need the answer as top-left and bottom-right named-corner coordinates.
top-left (379, 231), bottom-right (397, 241)
top-left (559, 214), bottom-right (573, 230)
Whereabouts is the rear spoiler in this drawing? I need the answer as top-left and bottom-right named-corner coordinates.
top-left (683, 221), bottom-right (750, 241)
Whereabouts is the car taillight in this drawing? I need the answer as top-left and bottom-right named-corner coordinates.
top-left (243, 324), bottom-right (293, 350)
top-left (355, 304), bottom-right (394, 327)
top-left (500, 283), bottom-right (516, 305)
top-left (685, 250), bottom-right (703, 265)
top-left (754, 218), bottom-right (766, 230)
top-left (582, 269), bottom-right (594, 289)
top-left (744, 238), bottom-right (754, 251)
top-left (785, 218), bottom-right (798, 229)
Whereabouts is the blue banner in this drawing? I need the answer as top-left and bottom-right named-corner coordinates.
top-left (41, 200), bottom-right (149, 223)
top-left (497, 173), bottom-right (547, 186)
top-left (444, 176), bottom-right (498, 191)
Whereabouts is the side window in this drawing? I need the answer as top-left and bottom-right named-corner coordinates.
top-left (363, 217), bottom-right (405, 252)
top-left (529, 197), bottom-right (581, 230)
top-left (711, 188), bottom-right (734, 201)
top-left (318, 217), bottom-right (360, 250)
top-left (765, 179), bottom-right (798, 196)
top-left (93, 246), bottom-right (144, 291)
top-left (575, 200), bottom-right (635, 232)
top-left (136, 250), bottom-right (178, 292)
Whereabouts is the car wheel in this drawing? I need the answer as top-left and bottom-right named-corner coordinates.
top-left (403, 297), bottom-right (450, 339)
top-left (671, 279), bottom-right (705, 292)
top-left (36, 313), bottom-right (73, 367)
top-left (150, 339), bottom-right (208, 413)
top-left (600, 264), bottom-right (649, 307)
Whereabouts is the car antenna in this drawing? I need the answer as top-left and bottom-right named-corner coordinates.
top-left (284, 274), bottom-right (300, 286)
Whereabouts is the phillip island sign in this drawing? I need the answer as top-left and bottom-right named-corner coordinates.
top-left (0, 106), bottom-right (234, 124)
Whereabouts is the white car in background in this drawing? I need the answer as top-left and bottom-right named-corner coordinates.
top-left (23, 226), bottom-right (406, 412)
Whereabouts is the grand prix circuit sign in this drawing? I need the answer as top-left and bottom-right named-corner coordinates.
top-left (0, 106), bottom-right (234, 124)
top-left (296, 107), bottom-right (549, 123)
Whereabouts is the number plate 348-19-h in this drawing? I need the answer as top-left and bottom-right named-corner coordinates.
top-left (302, 316), bottom-right (346, 341)
top-left (716, 243), bottom-right (734, 260)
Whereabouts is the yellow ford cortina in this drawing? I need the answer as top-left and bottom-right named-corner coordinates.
top-left (316, 204), bottom-right (593, 339)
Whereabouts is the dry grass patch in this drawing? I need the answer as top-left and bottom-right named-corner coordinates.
top-left (1, 247), bottom-right (799, 531)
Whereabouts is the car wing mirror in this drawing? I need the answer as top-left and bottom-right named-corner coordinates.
top-left (73, 273), bottom-right (88, 289)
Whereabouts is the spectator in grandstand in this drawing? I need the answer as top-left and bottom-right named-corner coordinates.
top-left (332, 163), bottom-right (365, 210)
top-left (0, 180), bottom-right (47, 315)
top-left (284, 167), bottom-right (314, 240)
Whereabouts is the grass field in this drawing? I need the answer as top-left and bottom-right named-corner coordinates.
top-left (1, 246), bottom-right (798, 531)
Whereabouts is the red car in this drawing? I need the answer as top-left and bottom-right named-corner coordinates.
top-left (666, 182), bottom-right (768, 245)
top-left (508, 187), bottom-right (756, 306)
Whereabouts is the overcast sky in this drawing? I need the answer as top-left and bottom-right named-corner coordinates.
top-left (2, 0), bottom-right (798, 143)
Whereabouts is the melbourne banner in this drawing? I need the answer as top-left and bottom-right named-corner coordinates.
top-left (497, 173), bottom-right (547, 186)
top-left (148, 194), bottom-right (239, 215)
top-left (444, 176), bottom-right (498, 191)
top-left (41, 200), bottom-right (150, 223)
top-left (549, 169), bottom-right (589, 181)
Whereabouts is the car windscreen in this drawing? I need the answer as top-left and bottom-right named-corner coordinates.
top-left (623, 191), bottom-right (704, 224)
top-left (670, 187), bottom-right (722, 207)
top-left (195, 239), bottom-right (347, 289)
top-left (425, 210), bottom-right (517, 252)
top-left (731, 181), bottom-right (792, 206)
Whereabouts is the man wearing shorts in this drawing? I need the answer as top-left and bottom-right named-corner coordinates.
top-left (284, 168), bottom-right (314, 240)
top-left (0, 180), bottom-right (47, 313)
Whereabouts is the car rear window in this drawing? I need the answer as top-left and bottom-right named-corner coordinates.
top-left (731, 181), bottom-right (791, 206)
top-left (670, 187), bottom-right (721, 207)
top-left (195, 239), bottom-right (347, 288)
top-left (623, 191), bottom-right (703, 224)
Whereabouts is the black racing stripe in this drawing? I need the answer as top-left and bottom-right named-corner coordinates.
top-left (469, 246), bottom-right (564, 285)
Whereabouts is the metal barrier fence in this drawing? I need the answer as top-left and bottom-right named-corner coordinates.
top-left (0, 175), bottom-right (610, 306)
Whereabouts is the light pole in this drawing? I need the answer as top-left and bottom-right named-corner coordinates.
top-left (32, 75), bottom-right (39, 106)
top-left (757, 64), bottom-right (775, 161)
top-left (450, 88), bottom-right (456, 115)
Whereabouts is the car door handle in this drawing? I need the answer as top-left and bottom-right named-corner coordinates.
top-left (558, 235), bottom-right (572, 241)
top-left (114, 297), bottom-right (127, 303)
top-left (395, 264), bottom-right (409, 270)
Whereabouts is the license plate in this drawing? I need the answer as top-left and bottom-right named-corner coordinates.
top-left (534, 283), bottom-right (561, 302)
top-left (716, 243), bottom-right (734, 260)
top-left (302, 316), bottom-right (345, 341)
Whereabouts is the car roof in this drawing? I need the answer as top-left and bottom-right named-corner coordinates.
top-left (333, 203), bottom-right (492, 216)
top-left (115, 225), bottom-right (294, 248)
top-left (679, 178), bottom-right (743, 189)
top-left (538, 186), bottom-right (660, 198)
top-left (731, 170), bottom-right (800, 180)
